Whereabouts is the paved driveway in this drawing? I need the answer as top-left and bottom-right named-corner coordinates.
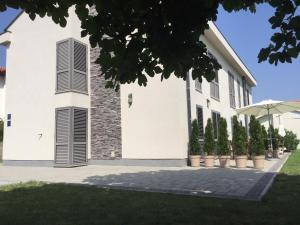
top-left (0, 154), bottom-right (289, 200)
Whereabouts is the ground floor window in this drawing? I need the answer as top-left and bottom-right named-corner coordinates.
top-left (55, 107), bottom-right (87, 167)
top-left (212, 111), bottom-right (221, 139)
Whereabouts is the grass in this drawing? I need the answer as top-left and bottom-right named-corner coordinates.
top-left (1, 151), bottom-right (300, 225)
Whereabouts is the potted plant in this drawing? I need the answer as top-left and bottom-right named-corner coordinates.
top-left (249, 116), bottom-right (265, 169)
top-left (232, 116), bottom-right (248, 168)
top-left (217, 117), bottom-right (230, 168)
top-left (189, 119), bottom-right (201, 167)
top-left (204, 119), bottom-right (215, 167)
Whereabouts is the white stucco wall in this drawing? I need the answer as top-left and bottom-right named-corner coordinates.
top-left (3, 9), bottom-right (91, 161)
top-left (0, 76), bottom-right (5, 120)
top-left (190, 36), bottom-right (252, 140)
top-left (120, 76), bottom-right (189, 159)
top-left (120, 34), bottom-right (253, 159)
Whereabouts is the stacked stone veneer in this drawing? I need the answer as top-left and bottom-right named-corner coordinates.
top-left (90, 47), bottom-right (122, 159)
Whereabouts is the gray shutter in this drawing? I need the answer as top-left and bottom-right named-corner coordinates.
top-left (55, 107), bottom-right (87, 167)
top-left (72, 40), bottom-right (88, 93)
top-left (55, 108), bottom-right (71, 165)
top-left (72, 108), bottom-right (87, 165)
top-left (56, 40), bottom-right (71, 92)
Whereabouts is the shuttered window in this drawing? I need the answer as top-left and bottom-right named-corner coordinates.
top-left (195, 78), bottom-right (202, 92)
top-left (237, 80), bottom-right (241, 108)
top-left (210, 74), bottom-right (219, 100)
top-left (228, 72), bottom-right (236, 108)
top-left (207, 52), bottom-right (220, 100)
top-left (55, 107), bottom-right (87, 167)
top-left (196, 106), bottom-right (204, 139)
top-left (56, 39), bottom-right (88, 94)
top-left (212, 111), bottom-right (221, 139)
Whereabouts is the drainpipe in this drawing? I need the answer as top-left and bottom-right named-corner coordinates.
top-left (242, 77), bottom-right (249, 136)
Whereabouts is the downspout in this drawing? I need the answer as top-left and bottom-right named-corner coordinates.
top-left (242, 77), bottom-right (249, 136)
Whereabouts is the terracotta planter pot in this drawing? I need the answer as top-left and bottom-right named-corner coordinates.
top-left (252, 155), bottom-right (265, 169)
top-left (189, 155), bottom-right (201, 167)
top-left (219, 155), bottom-right (230, 168)
top-left (205, 155), bottom-right (215, 167)
top-left (235, 155), bottom-right (247, 168)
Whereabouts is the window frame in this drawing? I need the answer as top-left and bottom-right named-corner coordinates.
top-left (228, 71), bottom-right (236, 109)
top-left (211, 110), bottom-right (221, 140)
top-left (55, 38), bottom-right (88, 95)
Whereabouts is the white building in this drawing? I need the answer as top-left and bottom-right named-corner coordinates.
top-left (258, 111), bottom-right (300, 149)
top-left (0, 9), bottom-right (256, 167)
top-left (0, 67), bottom-right (5, 120)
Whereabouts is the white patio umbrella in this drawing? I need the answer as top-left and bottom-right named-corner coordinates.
top-left (236, 99), bottom-right (300, 149)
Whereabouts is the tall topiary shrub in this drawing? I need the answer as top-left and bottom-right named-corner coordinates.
top-left (261, 125), bottom-right (268, 150)
top-left (204, 119), bottom-right (214, 156)
top-left (268, 125), bottom-right (278, 150)
top-left (189, 119), bottom-right (201, 155)
top-left (232, 116), bottom-right (247, 156)
top-left (217, 117), bottom-right (229, 156)
top-left (249, 115), bottom-right (264, 156)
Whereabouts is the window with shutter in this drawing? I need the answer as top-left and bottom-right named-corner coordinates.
top-left (212, 111), bottom-right (221, 139)
top-left (56, 38), bottom-right (88, 94)
top-left (207, 52), bottom-right (220, 100)
top-left (55, 107), bottom-right (87, 167)
top-left (237, 80), bottom-right (241, 108)
top-left (195, 78), bottom-right (202, 92)
top-left (196, 106), bottom-right (204, 139)
top-left (228, 72), bottom-right (236, 108)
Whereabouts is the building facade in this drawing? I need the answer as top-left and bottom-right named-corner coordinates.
top-left (0, 9), bottom-right (256, 167)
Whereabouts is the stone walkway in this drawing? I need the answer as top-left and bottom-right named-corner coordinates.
top-left (0, 154), bottom-right (289, 201)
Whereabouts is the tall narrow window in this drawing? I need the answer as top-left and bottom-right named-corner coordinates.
top-left (212, 111), bottom-right (221, 139)
top-left (55, 107), bottom-right (87, 167)
top-left (207, 52), bottom-right (220, 100)
top-left (196, 106), bottom-right (204, 140)
top-left (210, 74), bottom-right (220, 100)
top-left (237, 80), bottom-right (241, 108)
top-left (56, 38), bottom-right (88, 93)
top-left (195, 78), bottom-right (202, 92)
top-left (228, 72), bottom-right (236, 108)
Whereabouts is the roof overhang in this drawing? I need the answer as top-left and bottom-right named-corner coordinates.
top-left (0, 31), bottom-right (11, 46)
top-left (204, 22), bottom-right (257, 87)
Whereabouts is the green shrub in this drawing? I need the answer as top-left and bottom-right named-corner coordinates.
top-left (284, 130), bottom-right (300, 151)
top-left (189, 119), bottom-right (201, 155)
top-left (217, 117), bottom-right (229, 155)
top-left (204, 119), bottom-right (214, 156)
top-left (249, 115), bottom-right (264, 156)
top-left (268, 125), bottom-right (278, 150)
top-left (232, 116), bottom-right (247, 156)
top-left (0, 120), bottom-right (3, 142)
top-left (261, 125), bottom-right (268, 150)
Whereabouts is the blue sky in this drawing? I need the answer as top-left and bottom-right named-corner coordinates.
top-left (0, 5), bottom-right (299, 103)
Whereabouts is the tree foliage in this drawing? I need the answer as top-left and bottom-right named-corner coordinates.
top-left (249, 115), bottom-right (264, 156)
top-left (217, 117), bottom-right (229, 155)
top-left (0, 0), bottom-right (299, 89)
top-left (261, 125), bottom-right (269, 150)
top-left (232, 116), bottom-right (247, 156)
top-left (189, 119), bottom-right (201, 155)
top-left (284, 130), bottom-right (300, 151)
top-left (204, 118), bottom-right (215, 156)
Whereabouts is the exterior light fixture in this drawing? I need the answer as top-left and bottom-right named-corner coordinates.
top-left (128, 93), bottom-right (133, 107)
top-left (207, 99), bottom-right (210, 109)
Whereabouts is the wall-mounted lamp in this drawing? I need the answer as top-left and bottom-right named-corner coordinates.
top-left (207, 99), bottom-right (210, 109)
top-left (128, 93), bottom-right (133, 107)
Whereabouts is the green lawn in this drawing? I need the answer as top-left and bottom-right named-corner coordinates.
top-left (1, 152), bottom-right (300, 225)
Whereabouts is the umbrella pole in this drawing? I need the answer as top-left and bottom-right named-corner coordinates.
top-left (267, 108), bottom-right (273, 157)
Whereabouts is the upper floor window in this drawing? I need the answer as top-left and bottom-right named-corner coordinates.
top-left (228, 72), bottom-right (235, 108)
top-left (237, 80), bottom-right (242, 108)
top-left (195, 78), bottom-right (202, 92)
top-left (56, 38), bottom-right (88, 94)
top-left (210, 73), bottom-right (220, 100)
top-left (208, 52), bottom-right (220, 100)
